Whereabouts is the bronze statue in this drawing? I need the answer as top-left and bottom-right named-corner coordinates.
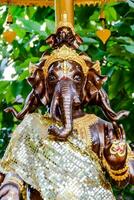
top-left (0, 25), bottom-right (133, 200)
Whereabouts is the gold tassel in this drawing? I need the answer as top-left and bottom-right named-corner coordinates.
top-left (3, 13), bottom-right (16, 43)
top-left (96, 1), bottom-right (111, 44)
top-left (3, 31), bottom-right (16, 43)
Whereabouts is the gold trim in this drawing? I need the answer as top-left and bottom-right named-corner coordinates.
top-left (92, 60), bottom-right (101, 73)
top-left (73, 114), bottom-right (104, 174)
top-left (73, 114), bottom-right (97, 148)
top-left (0, 0), bottom-right (125, 7)
top-left (0, 0), bottom-right (54, 7)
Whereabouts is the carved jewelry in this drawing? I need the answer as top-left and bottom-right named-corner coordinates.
top-left (110, 140), bottom-right (126, 157)
top-left (102, 156), bottom-right (129, 181)
top-left (61, 61), bottom-right (70, 75)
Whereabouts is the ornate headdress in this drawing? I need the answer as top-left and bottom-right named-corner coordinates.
top-left (42, 45), bottom-right (89, 75)
top-left (42, 45), bottom-right (101, 76)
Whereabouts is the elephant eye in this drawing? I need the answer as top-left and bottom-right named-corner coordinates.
top-left (73, 74), bottom-right (82, 82)
top-left (48, 74), bottom-right (57, 82)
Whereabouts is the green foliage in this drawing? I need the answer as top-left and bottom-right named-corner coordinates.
top-left (0, 2), bottom-right (134, 199)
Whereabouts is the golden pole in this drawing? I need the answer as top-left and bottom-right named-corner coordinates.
top-left (55, 0), bottom-right (74, 30)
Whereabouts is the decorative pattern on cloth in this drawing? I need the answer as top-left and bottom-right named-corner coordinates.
top-left (0, 0), bottom-right (125, 7)
top-left (0, 113), bottom-right (115, 200)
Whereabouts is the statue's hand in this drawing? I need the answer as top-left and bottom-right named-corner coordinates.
top-left (0, 183), bottom-right (20, 200)
top-left (103, 123), bottom-right (131, 187)
top-left (103, 122), bottom-right (127, 170)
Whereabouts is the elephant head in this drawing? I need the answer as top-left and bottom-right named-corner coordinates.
top-left (46, 60), bottom-right (86, 140)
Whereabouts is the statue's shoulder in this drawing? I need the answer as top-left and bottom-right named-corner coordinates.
top-left (74, 114), bottom-right (113, 144)
top-left (78, 113), bottom-right (113, 129)
top-left (82, 114), bottom-right (113, 144)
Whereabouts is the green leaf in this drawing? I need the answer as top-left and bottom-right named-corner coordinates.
top-left (39, 45), bottom-right (50, 52)
top-left (116, 36), bottom-right (134, 45)
top-left (122, 44), bottom-right (134, 54)
top-left (109, 70), bottom-right (124, 100)
top-left (11, 24), bottom-right (26, 39)
top-left (18, 18), bottom-right (41, 34)
top-left (105, 6), bottom-right (117, 21)
top-left (117, 23), bottom-right (132, 36)
top-left (18, 70), bottom-right (29, 81)
top-left (26, 7), bottom-right (37, 19)
top-left (127, 0), bottom-right (134, 8)
top-left (79, 44), bottom-right (88, 52)
top-left (5, 84), bottom-right (14, 104)
top-left (0, 81), bottom-right (10, 94)
top-left (82, 37), bottom-right (98, 44)
top-left (18, 57), bottom-right (39, 69)
top-left (45, 19), bottom-right (55, 34)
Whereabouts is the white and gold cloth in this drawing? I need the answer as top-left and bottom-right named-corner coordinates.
top-left (0, 113), bottom-right (115, 200)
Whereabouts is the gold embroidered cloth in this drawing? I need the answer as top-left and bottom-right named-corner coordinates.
top-left (0, 0), bottom-right (125, 7)
top-left (0, 113), bottom-right (115, 200)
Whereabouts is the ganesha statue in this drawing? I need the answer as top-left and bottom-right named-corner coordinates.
top-left (0, 21), bottom-right (134, 200)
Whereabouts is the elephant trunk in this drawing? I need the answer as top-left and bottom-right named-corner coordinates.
top-left (60, 85), bottom-right (73, 134)
top-left (49, 79), bottom-right (75, 141)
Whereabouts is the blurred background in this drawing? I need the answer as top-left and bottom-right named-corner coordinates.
top-left (0, 1), bottom-right (134, 199)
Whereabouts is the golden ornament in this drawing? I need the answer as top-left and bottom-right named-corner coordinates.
top-left (3, 30), bottom-right (16, 43)
top-left (6, 15), bottom-right (13, 24)
top-left (0, 0), bottom-right (123, 7)
top-left (96, 29), bottom-right (111, 44)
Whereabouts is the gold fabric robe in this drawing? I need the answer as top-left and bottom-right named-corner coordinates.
top-left (0, 113), bottom-right (115, 200)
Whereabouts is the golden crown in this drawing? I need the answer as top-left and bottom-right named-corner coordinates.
top-left (43, 45), bottom-right (89, 75)
top-left (29, 45), bottom-right (101, 75)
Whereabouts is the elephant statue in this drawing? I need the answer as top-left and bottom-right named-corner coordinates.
top-left (0, 26), bottom-right (133, 200)
top-left (5, 52), bottom-right (129, 139)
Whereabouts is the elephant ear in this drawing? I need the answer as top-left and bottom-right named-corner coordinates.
top-left (27, 68), bottom-right (49, 105)
top-left (84, 67), bottom-right (129, 122)
top-left (85, 68), bottom-right (107, 97)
